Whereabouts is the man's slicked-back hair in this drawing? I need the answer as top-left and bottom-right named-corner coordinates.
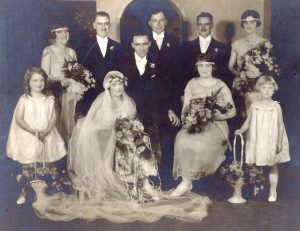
top-left (196, 12), bottom-right (213, 23)
top-left (95, 11), bottom-right (110, 21)
top-left (148, 9), bottom-right (167, 21)
top-left (131, 30), bottom-right (149, 42)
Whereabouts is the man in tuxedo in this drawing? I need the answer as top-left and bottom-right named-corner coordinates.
top-left (148, 10), bottom-right (181, 166)
top-left (181, 12), bottom-right (232, 90)
top-left (116, 32), bottom-right (180, 162)
top-left (148, 10), bottom-right (181, 109)
top-left (76, 11), bottom-right (122, 117)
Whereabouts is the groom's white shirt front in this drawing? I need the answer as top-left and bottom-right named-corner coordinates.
top-left (134, 52), bottom-right (147, 75)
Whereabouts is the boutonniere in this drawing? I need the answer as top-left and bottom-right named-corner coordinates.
top-left (214, 48), bottom-right (218, 53)
top-left (149, 63), bottom-right (155, 69)
top-left (110, 46), bottom-right (114, 51)
top-left (166, 43), bottom-right (171, 47)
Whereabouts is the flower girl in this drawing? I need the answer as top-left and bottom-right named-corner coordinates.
top-left (6, 67), bottom-right (66, 204)
top-left (235, 76), bottom-right (290, 202)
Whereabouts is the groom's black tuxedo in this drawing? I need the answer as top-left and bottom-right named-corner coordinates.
top-left (181, 37), bottom-right (232, 90)
top-left (76, 37), bottom-right (122, 117)
top-left (115, 53), bottom-right (172, 125)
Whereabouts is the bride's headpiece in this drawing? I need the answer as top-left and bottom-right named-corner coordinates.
top-left (103, 71), bottom-right (128, 90)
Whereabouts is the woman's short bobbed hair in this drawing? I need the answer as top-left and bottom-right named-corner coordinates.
top-left (49, 23), bottom-right (69, 39)
top-left (195, 53), bottom-right (217, 72)
top-left (240, 9), bottom-right (261, 28)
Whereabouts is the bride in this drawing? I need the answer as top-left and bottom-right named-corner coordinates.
top-left (32, 71), bottom-right (211, 223)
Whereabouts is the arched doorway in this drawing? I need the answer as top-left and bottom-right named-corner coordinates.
top-left (119, 0), bottom-right (187, 47)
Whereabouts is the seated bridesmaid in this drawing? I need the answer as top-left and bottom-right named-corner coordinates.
top-left (171, 54), bottom-right (236, 196)
top-left (41, 23), bottom-right (77, 146)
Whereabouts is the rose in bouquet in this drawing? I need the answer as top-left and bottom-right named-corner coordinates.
top-left (182, 91), bottom-right (233, 134)
top-left (115, 117), bottom-right (152, 160)
top-left (234, 40), bottom-right (280, 94)
top-left (62, 60), bottom-right (96, 95)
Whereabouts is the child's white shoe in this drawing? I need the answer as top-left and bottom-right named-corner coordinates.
top-left (268, 192), bottom-right (277, 202)
top-left (16, 194), bottom-right (26, 205)
top-left (170, 182), bottom-right (192, 197)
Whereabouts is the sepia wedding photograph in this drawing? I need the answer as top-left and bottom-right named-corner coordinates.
top-left (0, 0), bottom-right (299, 230)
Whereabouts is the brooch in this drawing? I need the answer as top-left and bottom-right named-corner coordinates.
top-left (110, 46), bottom-right (114, 50)
top-left (166, 43), bottom-right (171, 47)
top-left (214, 48), bottom-right (218, 52)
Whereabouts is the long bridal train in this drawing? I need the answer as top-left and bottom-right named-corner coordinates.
top-left (32, 180), bottom-right (211, 223)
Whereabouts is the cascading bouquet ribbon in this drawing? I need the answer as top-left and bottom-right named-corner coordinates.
top-left (182, 89), bottom-right (233, 134)
top-left (62, 60), bottom-right (96, 95)
top-left (233, 40), bottom-right (280, 94)
top-left (115, 117), bottom-right (152, 161)
top-left (115, 117), bottom-right (161, 203)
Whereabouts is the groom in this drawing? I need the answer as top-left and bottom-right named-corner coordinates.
top-left (76, 11), bottom-right (122, 117)
top-left (116, 31), bottom-right (180, 162)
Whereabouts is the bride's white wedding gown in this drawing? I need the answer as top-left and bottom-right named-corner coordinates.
top-left (32, 89), bottom-right (211, 223)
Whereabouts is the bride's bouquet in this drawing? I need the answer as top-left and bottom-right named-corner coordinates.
top-left (115, 118), bottom-right (152, 159)
top-left (182, 91), bottom-right (233, 134)
top-left (115, 117), bottom-right (161, 203)
top-left (62, 60), bottom-right (96, 95)
top-left (234, 40), bottom-right (280, 94)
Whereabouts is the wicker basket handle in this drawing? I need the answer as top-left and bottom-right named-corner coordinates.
top-left (233, 133), bottom-right (244, 168)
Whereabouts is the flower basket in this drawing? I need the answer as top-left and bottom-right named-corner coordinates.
top-left (227, 134), bottom-right (246, 204)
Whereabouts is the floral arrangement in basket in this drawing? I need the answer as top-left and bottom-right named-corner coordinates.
top-left (182, 89), bottom-right (233, 134)
top-left (115, 117), bottom-right (161, 203)
top-left (234, 40), bottom-right (280, 94)
top-left (245, 164), bottom-right (265, 196)
top-left (220, 134), bottom-right (246, 203)
top-left (62, 60), bottom-right (96, 95)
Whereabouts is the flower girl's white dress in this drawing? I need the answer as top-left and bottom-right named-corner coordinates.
top-left (6, 95), bottom-right (66, 164)
top-left (245, 101), bottom-right (290, 166)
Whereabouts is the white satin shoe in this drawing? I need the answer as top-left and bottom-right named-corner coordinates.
top-left (170, 182), bottom-right (192, 197)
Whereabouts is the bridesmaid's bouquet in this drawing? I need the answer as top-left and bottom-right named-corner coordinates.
top-left (182, 91), bottom-right (233, 134)
top-left (234, 40), bottom-right (280, 94)
top-left (62, 60), bottom-right (96, 95)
